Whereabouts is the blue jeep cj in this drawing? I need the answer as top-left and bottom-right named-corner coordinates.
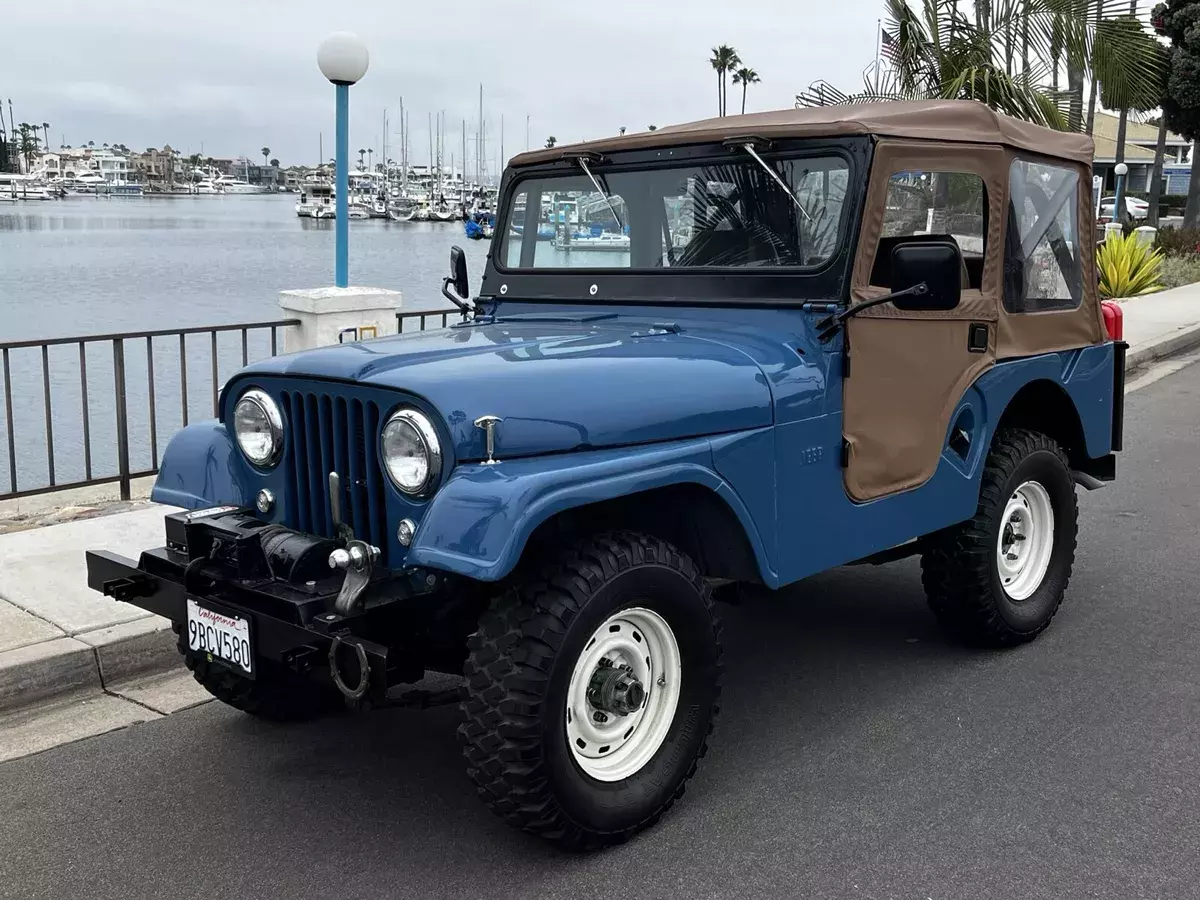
top-left (86, 100), bottom-right (1126, 848)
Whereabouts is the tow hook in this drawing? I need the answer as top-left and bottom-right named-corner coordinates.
top-left (329, 634), bottom-right (371, 704)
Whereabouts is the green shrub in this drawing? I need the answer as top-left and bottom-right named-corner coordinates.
top-left (1097, 232), bottom-right (1165, 298)
top-left (1153, 225), bottom-right (1200, 256)
top-left (1158, 253), bottom-right (1200, 289)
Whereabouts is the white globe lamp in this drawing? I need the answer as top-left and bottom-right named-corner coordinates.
top-left (317, 32), bottom-right (369, 85)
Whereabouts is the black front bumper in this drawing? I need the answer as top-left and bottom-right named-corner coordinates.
top-left (87, 549), bottom-right (400, 705)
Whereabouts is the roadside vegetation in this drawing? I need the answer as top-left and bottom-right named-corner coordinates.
top-left (1098, 232), bottom-right (1165, 298)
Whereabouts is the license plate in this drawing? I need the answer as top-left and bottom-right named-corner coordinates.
top-left (186, 599), bottom-right (253, 677)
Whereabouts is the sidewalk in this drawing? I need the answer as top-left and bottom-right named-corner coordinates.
top-left (1120, 282), bottom-right (1200, 373)
top-left (0, 505), bottom-right (211, 760)
top-left (2, 286), bottom-right (1198, 760)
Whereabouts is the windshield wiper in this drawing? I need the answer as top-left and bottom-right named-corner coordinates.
top-left (569, 153), bottom-right (625, 232)
top-left (730, 140), bottom-right (813, 223)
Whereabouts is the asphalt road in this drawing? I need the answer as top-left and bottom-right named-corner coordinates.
top-left (4, 361), bottom-right (1200, 900)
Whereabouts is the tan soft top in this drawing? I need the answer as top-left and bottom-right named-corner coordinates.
top-left (510, 99), bottom-right (1094, 168)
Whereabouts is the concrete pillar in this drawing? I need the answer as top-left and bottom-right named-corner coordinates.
top-left (278, 286), bottom-right (402, 354)
top-left (1134, 225), bottom-right (1157, 248)
top-left (1104, 222), bottom-right (1124, 243)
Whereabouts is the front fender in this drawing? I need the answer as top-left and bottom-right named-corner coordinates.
top-left (406, 436), bottom-right (776, 585)
top-left (150, 421), bottom-right (252, 510)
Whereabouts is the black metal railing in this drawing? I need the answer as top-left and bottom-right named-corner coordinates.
top-left (396, 308), bottom-right (463, 332)
top-left (0, 319), bottom-right (298, 503)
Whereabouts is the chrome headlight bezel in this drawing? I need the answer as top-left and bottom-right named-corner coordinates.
top-left (381, 407), bottom-right (442, 497)
top-left (233, 388), bottom-right (283, 468)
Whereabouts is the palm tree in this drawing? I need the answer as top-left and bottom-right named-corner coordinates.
top-left (797, 0), bottom-right (1161, 132)
top-left (709, 45), bottom-right (741, 115)
top-left (357, 147), bottom-right (365, 169)
top-left (619, 126), bottom-right (627, 135)
top-left (16, 123), bottom-right (39, 171)
top-left (41, 122), bottom-right (50, 154)
top-left (732, 67), bottom-right (761, 114)
top-left (261, 146), bottom-right (270, 167)
top-left (545, 136), bottom-right (557, 148)
top-left (270, 158), bottom-right (279, 168)
top-left (648, 125), bottom-right (658, 131)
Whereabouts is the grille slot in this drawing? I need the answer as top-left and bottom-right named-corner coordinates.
top-left (280, 390), bottom-right (386, 560)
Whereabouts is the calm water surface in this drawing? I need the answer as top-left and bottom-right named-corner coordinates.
top-left (0, 194), bottom-right (490, 341)
top-left (0, 195), bottom-right (492, 495)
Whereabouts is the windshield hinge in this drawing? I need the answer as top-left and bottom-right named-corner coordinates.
top-left (801, 302), bottom-right (839, 314)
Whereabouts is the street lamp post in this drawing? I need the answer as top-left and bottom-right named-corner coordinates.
top-left (317, 32), bottom-right (369, 288)
top-left (1113, 162), bottom-right (1129, 226)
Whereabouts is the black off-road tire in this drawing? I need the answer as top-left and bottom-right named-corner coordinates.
top-left (458, 531), bottom-right (723, 850)
top-left (921, 428), bottom-right (1078, 647)
top-left (173, 623), bottom-right (344, 721)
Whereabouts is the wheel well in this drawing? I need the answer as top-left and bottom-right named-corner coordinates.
top-left (523, 484), bottom-right (763, 584)
top-left (995, 380), bottom-right (1088, 467)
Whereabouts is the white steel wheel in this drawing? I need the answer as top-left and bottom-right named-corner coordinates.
top-left (565, 606), bottom-right (682, 782)
top-left (997, 480), bottom-right (1056, 601)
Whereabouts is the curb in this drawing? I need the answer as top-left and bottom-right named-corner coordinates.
top-left (1124, 322), bottom-right (1200, 377)
top-left (0, 617), bottom-right (181, 714)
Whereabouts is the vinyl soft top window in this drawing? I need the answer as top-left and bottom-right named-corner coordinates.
top-left (1004, 159), bottom-right (1083, 313)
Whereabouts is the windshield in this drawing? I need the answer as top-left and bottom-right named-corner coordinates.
top-left (498, 154), bottom-right (850, 270)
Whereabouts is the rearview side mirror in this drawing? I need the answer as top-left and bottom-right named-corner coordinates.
top-left (890, 242), bottom-right (962, 311)
top-left (449, 245), bottom-right (470, 299)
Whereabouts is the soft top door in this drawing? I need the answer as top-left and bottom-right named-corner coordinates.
top-left (843, 140), bottom-right (1006, 502)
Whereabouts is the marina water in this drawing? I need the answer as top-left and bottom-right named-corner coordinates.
top-left (0, 194), bottom-right (492, 496)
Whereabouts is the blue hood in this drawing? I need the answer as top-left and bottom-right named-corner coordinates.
top-left (237, 316), bottom-right (773, 461)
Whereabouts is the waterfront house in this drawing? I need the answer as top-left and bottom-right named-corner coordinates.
top-left (1091, 112), bottom-right (1193, 195)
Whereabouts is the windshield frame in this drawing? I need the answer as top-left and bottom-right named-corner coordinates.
top-left (480, 136), bottom-right (870, 307)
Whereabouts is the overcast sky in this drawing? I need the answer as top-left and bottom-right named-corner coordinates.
top-left (3, 0), bottom-right (883, 168)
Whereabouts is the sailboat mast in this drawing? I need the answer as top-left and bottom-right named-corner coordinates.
top-left (477, 84), bottom-right (483, 189)
top-left (462, 119), bottom-right (467, 200)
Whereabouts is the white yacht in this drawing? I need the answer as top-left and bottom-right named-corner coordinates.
top-left (296, 183), bottom-right (334, 217)
top-left (62, 171), bottom-right (107, 194)
top-left (193, 179), bottom-right (219, 195)
top-left (0, 174), bottom-right (53, 201)
top-left (216, 175), bottom-right (263, 194)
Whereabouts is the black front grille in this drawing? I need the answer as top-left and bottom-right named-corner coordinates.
top-left (279, 390), bottom-right (387, 560)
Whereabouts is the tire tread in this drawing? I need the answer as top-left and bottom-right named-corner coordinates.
top-left (921, 427), bottom-right (1078, 647)
top-left (457, 530), bottom-right (722, 850)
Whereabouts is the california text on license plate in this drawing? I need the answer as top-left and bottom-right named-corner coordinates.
top-left (186, 599), bottom-right (253, 677)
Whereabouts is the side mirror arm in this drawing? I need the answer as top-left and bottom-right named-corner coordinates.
top-left (442, 277), bottom-right (475, 320)
top-left (817, 283), bottom-right (929, 343)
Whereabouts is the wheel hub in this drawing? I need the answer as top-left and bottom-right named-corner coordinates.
top-left (996, 481), bottom-right (1055, 601)
top-left (565, 607), bottom-right (682, 782)
top-left (587, 661), bottom-right (646, 717)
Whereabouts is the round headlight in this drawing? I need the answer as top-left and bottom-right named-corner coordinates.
top-left (233, 389), bottom-right (283, 467)
top-left (382, 408), bottom-right (441, 496)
